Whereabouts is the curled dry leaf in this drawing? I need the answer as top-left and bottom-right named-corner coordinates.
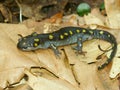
top-left (0, 3), bottom-right (12, 23)
top-left (48, 12), bottom-right (63, 23)
top-left (16, 0), bottom-right (57, 20)
top-left (8, 84), bottom-right (32, 90)
top-left (0, 68), bottom-right (24, 88)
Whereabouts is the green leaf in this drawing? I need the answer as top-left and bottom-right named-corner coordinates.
top-left (77, 3), bottom-right (91, 16)
top-left (100, 2), bottom-right (105, 10)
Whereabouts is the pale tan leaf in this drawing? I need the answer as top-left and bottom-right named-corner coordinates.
top-left (105, 0), bottom-right (120, 29)
top-left (84, 13), bottom-right (104, 26)
top-left (109, 44), bottom-right (120, 78)
top-left (25, 69), bottom-right (80, 90)
top-left (0, 24), bottom-right (39, 88)
top-left (9, 84), bottom-right (32, 90)
top-left (0, 19), bottom-right (119, 90)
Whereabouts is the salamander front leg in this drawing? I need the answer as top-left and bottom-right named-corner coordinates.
top-left (50, 44), bottom-right (61, 57)
top-left (73, 37), bottom-right (87, 56)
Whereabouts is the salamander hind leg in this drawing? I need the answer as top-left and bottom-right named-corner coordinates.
top-left (73, 37), bottom-right (87, 56)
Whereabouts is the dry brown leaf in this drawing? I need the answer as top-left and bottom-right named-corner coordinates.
top-left (0, 1), bottom-right (120, 90)
top-left (16, 0), bottom-right (54, 20)
top-left (48, 12), bottom-right (63, 23)
top-left (72, 62), bottom-right (105, 90)
top-left (0, 87), bottom-right (3, 90)
top-left (105, 0), bottom-right (120, 29)
top-left (62, 14), bottom-right (85, 26)
top-left (25, 69), bottom-right (80, 90)
top-left (0, 21), bottom-right (119, 90)
top-left (84, 13), bottom-right (104, 26)
top-left (9, 84), bottom-right (32, 90)
top-left (109, 44), bottom-right (120, 78)
top-left (0, 68), bottom-right (24, 88)
top-left (0, 4), bottom-right (12, 23)
top-left (91, 8), bottom-right (106, 22)
top-left (0, 24), bottom-right (39, 89)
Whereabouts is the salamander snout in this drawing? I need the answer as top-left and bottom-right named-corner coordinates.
top-left (17, 41), bottom-right (28, 50)
top-left (17, 37), bottom-right (35, 51)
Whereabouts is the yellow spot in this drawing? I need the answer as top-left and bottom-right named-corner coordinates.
top-left (60, 35), bottom-right (64, 39)
top-left (79, 38), bottom-right (82, 41)
top-left (76, 29), bottom-right (80, 33)
top-left (32, 32), bottom-right (37, 36)
top-left (89, 30), bottom-right (93, 34)
top-left (34, 43), bottom-right (38, 47)
top-left (108, 34), bottom-right (110, 37)
top-left (49, 35), bottom-right (54, 39)
top-left (100, 31), bottom-right (104, 34)
top-left (64, 32), bottom-right (68, 36)
top-left (82, 29), bottom-right (86, 33)
top-left (22, 42), bottom-right (26, 46)
top-left (34, 38), bottom-right (39, 42)
top-left (69, 30), bottom-right (73, 35)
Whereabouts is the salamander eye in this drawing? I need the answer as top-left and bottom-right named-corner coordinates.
top-left (34, 38), bottom-right (40, 42)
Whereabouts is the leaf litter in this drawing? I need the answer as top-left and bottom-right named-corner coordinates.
top-left (0, 0), bottom-right (120, 90)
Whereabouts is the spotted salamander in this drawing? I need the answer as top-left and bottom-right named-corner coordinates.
top-left (17, 27), bottom-right (117, 70)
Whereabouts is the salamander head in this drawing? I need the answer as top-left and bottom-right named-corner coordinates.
top-left (17, 33), bottom-right (44, 51)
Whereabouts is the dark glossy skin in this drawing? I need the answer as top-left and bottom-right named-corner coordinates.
top-left (17, 27), bottom-right (117, 70)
